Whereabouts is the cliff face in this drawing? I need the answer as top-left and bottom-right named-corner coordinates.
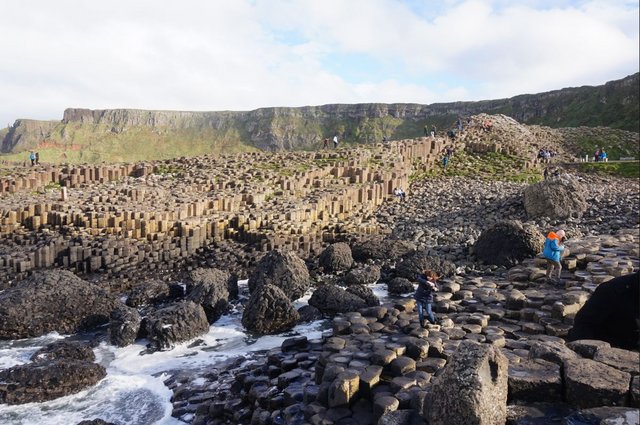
top-left (1, 73), bottom-right (637, 160)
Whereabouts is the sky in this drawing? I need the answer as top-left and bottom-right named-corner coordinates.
top-left (1, 0), bottom-right (638, 127)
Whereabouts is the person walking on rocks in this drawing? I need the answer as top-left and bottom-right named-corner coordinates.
top-left (35, 152), bottom-right (40, 165)
top-left (29, 151), bottom-right (36, 166)
top-left (415, 269), bottom-right (439, 327)
top-left (543, 229), bottom-right (566, 284)
top-left (322, 138), bottom-right (328, 149)
top-left (333, 135), bottom-right (338, 149)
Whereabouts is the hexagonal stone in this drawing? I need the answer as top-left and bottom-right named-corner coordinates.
top-left (563, 358), bottom-right (631, 408)
top-left (567, 339), bottom-right (611, 359)
top-left (388, 356), bottom-right (416, 376)
top-left (593, 346), bottom-right (640, 375)
top-left (508, 358), bottom-right (562, 402)
top-left (373, 396), bottom-right (399, 419)
top-left (327, 371), bottom-right (360, 408)
top-left (528, 341), bottom-right (579, 366)
top-left (371, 349), bottom-right (397, 366)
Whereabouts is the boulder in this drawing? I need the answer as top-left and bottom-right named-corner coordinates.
top-left (473, 220), bottom-right (545, 267)
top-left (109, 304), bottom-right (141, 347)
top-left (568, 272), bottom-right (639, 350)
top-left (308, 285), bottom-right (368, 317)
top-left (297, 305), bottom-right (322, 322)
top-left (77, 420), bottom-right (117, 425)
top-left (563, 358), bottom-right (631, 408)
top-left (395, 251), bottom-right (456, 279)
top-left (508, 358), bottom-right (562, 402)
top-left (144, 301), bottom-right (210, 351)
top-left (387, 277), bottom-right (415, 295)
top-left (31, 340), bottom-right (95, 363)
top-left (319, 243), bottom-right (354, 273)
top-left (428, 340), bottom-right (508, 425)
top-left (185, 277), bottom-right (230, 324)
top-left (346, 285), bottom-right (380, 307)
top-left (351, 237), bottom-right (416, 261)
top-left (523, 174), bottom-right (588, 219)
top-left (0, 359), bottom-right (106, 405)
top-left (241, 284), bottom-right (300, 335)
top-left (248, 250), bottom-right (310, 301)
top-left (125, 279), bottom-right (171, 307)
top-left (343, 265), bottom-right (381, 285)
top-left (185, 268), bottom-right (238, 299)
top-left (0, 270), bottom-right (121, 339)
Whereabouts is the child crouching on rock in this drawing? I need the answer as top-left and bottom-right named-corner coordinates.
top-left (415, 269), bottom-right (439, 327)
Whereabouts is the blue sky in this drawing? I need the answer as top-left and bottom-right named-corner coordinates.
top-left (0, 0), bottom-right (638, 127)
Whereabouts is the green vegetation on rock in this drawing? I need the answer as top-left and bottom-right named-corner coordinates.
top-left (577, 161), bottom-right (640, 179)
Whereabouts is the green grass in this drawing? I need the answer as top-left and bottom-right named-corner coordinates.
top-left (578, 161), bottom-right (640, 178)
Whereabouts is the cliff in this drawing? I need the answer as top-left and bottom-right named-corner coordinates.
top-left (1, 73), bottom-right (637, 163)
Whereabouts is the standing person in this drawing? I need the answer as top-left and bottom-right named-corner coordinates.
top-left (600, 148), bottom-right (607, 162)
top-left (594, 149), bottom-right (600, 162)
top-left (29, 151), bottom-right (36, 166)
top-left (35, 152), bottom-right (40, 165)
top-left (456, 117), bottom-right (463, 133)
top-left (415, 269), bottom-right (439, 327)
top-left (322, 138), bottom-right (328, 149)
top-left (430, 125), bottom-right (436, 138)
top-left (424, 125), bottom-right (429, 137)
top-left (333, 135), bottom-right (338, 149)
top-left (442, 155), bottom-right (449, 170)
top-left (543, 229), bottom-right (566, 284)
top-left (543, 167), bottom-right (550, 180)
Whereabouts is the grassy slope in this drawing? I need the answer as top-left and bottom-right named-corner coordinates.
top-left (577, 161), bottom-right (640, 179)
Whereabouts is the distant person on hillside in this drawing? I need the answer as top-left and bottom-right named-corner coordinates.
top-left (447, 130), bottom-right (456, 140)
top-left (333, 135), bottom-right (338, 149)
top-left (543, 229), bottom-right (566, 285)
top-left (446, 146), bottom-right (454, 157)
top-left (594, 149), bottom-right (600, 162)
top-left (394, 187), bottom-right (406, 201)
top-left (29, 151), bottom-right (36, 166)
top-left (543, 167), bottom-right (550, 180)
top-left (35, 152), bottom-right (39, 165)
top-left (424, 125), bottom-right (429, 137)
top-left (415, 269), bottom-right (439, 327)
top-left (430, 125), bottom-right (436, 138)
top-left (382, 136), bottom-right (387, 143)
top-left (600, 148), bottom-right (607, 162)
top-left (456, 117), bottom-right (464, 133)
top-left (322, 138), bottom-right (328, 149)
top-left (442, 155), bottom-right (449, 170)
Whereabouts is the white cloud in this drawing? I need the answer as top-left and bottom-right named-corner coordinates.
top-left (0, 0), bottom-right (637, 127)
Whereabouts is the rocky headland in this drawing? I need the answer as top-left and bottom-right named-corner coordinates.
top-left (0, 113), bottom-right (638, 424)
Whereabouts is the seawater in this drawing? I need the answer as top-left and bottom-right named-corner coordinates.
top-left (0, 282), bottom-right (395, 425)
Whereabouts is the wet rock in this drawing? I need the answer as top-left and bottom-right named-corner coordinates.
top-left (31, 340), bottom-right (95, 363)
top-left (428, 340), bottom-right (508, 425)
top-left (77, 420), bottom-right (117, 425)
top-left (563, 406), bottom-right (639, 424)
top-left (109, 304), bottom-right (141, 347)
top-left (474, 220), bottom-right (544, 267)
top-left (506, 403), bottom-right (575, 425)
top-left (378, 409), bottom-right (425, 425)
top-left (126, 278), bottom-right (171, 307)
top-left (319, 243), bottom-right (354, 273)
top-left (0, 270), bottom-right (121, 339)
top-left (563, 358), bottom-right (631, 408)
top-left (568, 272), bottom-right (639, 350)
top-left (297, 305), bottom-right (322, 322)
top-left (242, 284), bottom-right (300, 335)
top-left (248, 249), bottom-right (310, 301)
top-left (0, 359), bottom-right (106, 405)
top-left (345, 285), bottom-right (379, 307)
top-left (186, 267), bottom-right (238, 300)
top-left (185, 274), bottom-right (230, 324)
top-left (344, 264), bottom-right (381, 286)
top-left (308, 285), bottom-right (367, 317)
top-left (387, 277), bottom-right (415, 295)
top-left (351, 237), bottom-right (416, 261)
top-left (523, 175), bottom-right (588, 219)
top-left (395, 251), bottom-right (456, 279)
top-left (144, 301), bottom-right (210, 351)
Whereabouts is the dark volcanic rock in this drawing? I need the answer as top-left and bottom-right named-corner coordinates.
top-left (144, 301), bottom-right (210, 351)
top-left (508, 359), bottom-right (562, 402)
top-left (185, 272), bottom-right (230, 324)
top-left (248, 250), bottom-right (310, 301)
top-left (125, 279), bottom-right (171, 307)
top-left (428, 340), bottom-right (508, 425)
top-left (242, 284), bottom-right (300, 334)
top-left (395, 251), bottom-right (456, 279)
top-left (185, 267), bottom-right (238, 299)
top-left (346, 285), bottom-right (380, 307)
top-left (309, 285), bottom-right (368, 316)
top-left (474, 220), bottom-right (544, 267)
top-left (109, 304), bottom-right (142, 347)
top-left (351, 237), bottom-right (416, 261)
top-left (297, 305), bottom-right (322, 322)
top-left (563, 358), bottom-right (631, 408)
top-left (387, 277), bottom-right (415, 295)
top-left (77, 420), bottom-right (117, 425)
top-left (0, 359), bottom-right (106, 405)
top-left (0, 270), bottom-right (121, 339)
top-left (319, 242), bottom-right (354, 273)
top-left (523, 175), bottom-right (588, 219)
top-left (343, 265), bottom-right (381, 285)
top-left (568, 272), bottom-right (639, 350)
top-left (31, 340), bottom-right (95, 363)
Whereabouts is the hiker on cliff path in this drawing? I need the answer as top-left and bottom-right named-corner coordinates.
top-left (424, 125), bottom-right (429, 137)
top-left (322, 138), bottom-right (328, 149)
top-left (442, 155), bottom-right (449, 170)
top-left (333, 135), bottom-right (338, 149)
top-left (430, 125), bottom-right (436, 138)
top-left (543, 229), bottom-right (566, 285)
top-left (29, 151), bottom-right (36, 166)
top-left (35, 152), bottom-right (40, 165)
top-left (415, 269), bottom-right (439, 327)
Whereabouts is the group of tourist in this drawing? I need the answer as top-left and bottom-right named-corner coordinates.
top-left (322, 136), bottom-right (340, 149)
top-left (28, 151), bottom-right (40, 166)
top-left (537, 148), bottom-right (558, 163)
top-left (593, 147), bottom-right (608, 162)
top-left (393, 187), bottom-right (406, 201)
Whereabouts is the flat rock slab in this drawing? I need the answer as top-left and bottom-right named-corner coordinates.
top-left (593, 346), bottom-right (640, 376)
top-left (563, 358), bottom-right (631, 409)
top-left (508, 359), bottom-right (562, 403)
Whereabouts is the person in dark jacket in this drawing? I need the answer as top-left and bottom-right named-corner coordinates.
top-left (415, 269), bottom-right (439, 327)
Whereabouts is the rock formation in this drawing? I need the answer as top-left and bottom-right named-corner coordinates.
top-left (143, 301), bottom-right (210, 351)
top-left (248, 249), bottom-right (310, 301)
top-left (523, 175), bottom-right (588, 219)
top-left (241, 284), bottom-right (300, 334)
top-left (474, 220), bottom-right (545, 267)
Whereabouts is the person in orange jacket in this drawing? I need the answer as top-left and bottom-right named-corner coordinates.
top-left (543, 229), bottom-right (566, 284)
